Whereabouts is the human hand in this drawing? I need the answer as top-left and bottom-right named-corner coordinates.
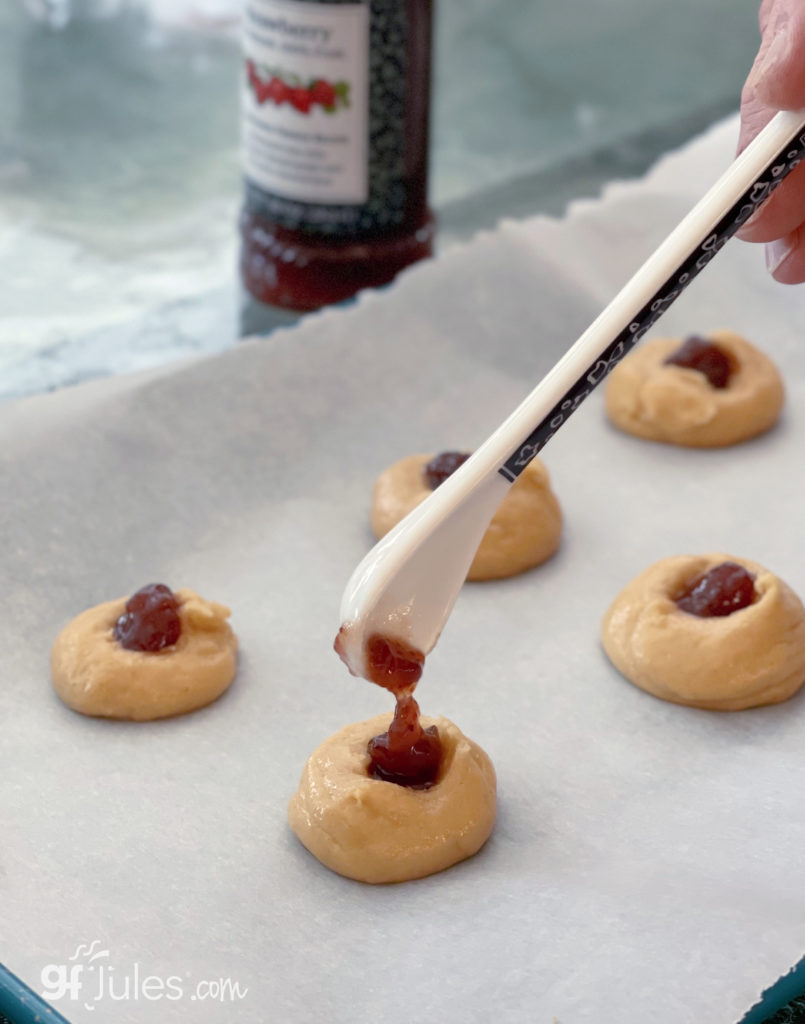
top-left (737, 0), bottom-right (805, 283)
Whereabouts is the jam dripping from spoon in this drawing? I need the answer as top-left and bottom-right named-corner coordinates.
top-left (334, 628), bottom-right (442, 789)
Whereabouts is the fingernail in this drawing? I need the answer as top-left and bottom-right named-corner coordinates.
top-left (766, 237), bottom-right (795, 274)
top-left (746, 26), bottom-right (792, 96)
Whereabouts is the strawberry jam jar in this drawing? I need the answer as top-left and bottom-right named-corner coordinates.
top-left (240, 0), bottom-right (435, 312)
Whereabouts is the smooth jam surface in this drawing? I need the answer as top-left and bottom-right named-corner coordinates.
top-left (423, 451), bottom-right (471, 490)
top-left (664, 335), bottom-right (732, 389)
top-left (675, 562), bottom-right (756, 617)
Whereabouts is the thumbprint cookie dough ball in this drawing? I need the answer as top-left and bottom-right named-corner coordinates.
top-left (601, 555), bottom-right (805, 710)
top-left (371, 451), bottom-right (562, 581)
top-left (604, 330), bottom-right (784, 447)
top-left (51, 584), bottom-right (238, 720)
top-left (288, 714), bottom-right (497, 884)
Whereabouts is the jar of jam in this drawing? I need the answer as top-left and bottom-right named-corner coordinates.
top-left (240, 0), bottom-right (435, 312)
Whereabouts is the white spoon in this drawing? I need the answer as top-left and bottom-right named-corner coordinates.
top-left (337, 108), bottom-right (805, 680)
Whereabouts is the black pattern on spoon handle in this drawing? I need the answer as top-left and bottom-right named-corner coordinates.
top-left (499, 127), bottom-right (805, 483)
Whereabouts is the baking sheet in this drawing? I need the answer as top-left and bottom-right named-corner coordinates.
top-left (2, 115), bottom-right (805, 1024)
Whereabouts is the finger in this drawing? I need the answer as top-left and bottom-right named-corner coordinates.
top-left (758, 0), bottom-right (778, 36)
top-left (766, 222), bottom-right (805, 283)
top-left (735, 158), bottom-right (805, 242)
top-left (744, 0), bottom-right (805, 109)
top-left (737, 87), bottom-right (775, 155)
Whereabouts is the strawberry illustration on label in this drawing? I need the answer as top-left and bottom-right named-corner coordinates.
top-left (246, 60), bottom-right (350, 116)
top-left (310, 79), bottom-right (337, 109)
top-left (267, 77), bottom-right (289, 106)
top-left (289, 87), bottom-right (312, 114)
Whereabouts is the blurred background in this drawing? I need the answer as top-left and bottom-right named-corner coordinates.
top-left (0, 0), bottom-right (761, 400)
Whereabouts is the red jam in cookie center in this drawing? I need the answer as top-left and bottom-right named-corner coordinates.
top-left (364, 633), bottom-right (442, 789)
top-left (367, 695), bottom-right (442, 788)
top-left (675, 562), bottom-right (756, 618)
top-left (424, 451), bottom-right (471, 490)
top-left (114, 583), bottom-right (181, 652)
top-left (664, 335), bottom-right (732, 389)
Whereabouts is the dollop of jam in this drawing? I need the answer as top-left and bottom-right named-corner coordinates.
top-left (364, 633), bottom-right (441, 789)
top-left (423, 451), bottom-right (471, 490)
top-left (114, 583), bottom-right (182, 652)
top-left (367, 695), bottom-right (442, 788)
top-left (664, 335), bottom-right (732, 389)
top-left (675, 562), bottom-right (756, 618)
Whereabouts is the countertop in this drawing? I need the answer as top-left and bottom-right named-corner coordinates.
top-left (0, 0), bottom-right (763, 402)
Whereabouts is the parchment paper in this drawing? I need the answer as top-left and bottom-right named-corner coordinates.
top-left (2, 115), bottom-right (804, 1024)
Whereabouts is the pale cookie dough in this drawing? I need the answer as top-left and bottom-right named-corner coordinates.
top-left (51, 589), bottom-right (238, 720)
top-left (604, 330), bottom-right (784, 447)
top-left (371, 454), bottom-right (562, 580)
top-left (601, 554), bottom-right (805, 710)
top-left (288, 714), bottom-right (497, 883)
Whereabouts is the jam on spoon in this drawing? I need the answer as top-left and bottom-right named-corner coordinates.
top-left (664, 335), bottom-right (732, 389)
top-left (114, 583), bottom-right (182, 652)
top-left (423, 451), bottom-right (471, 490)
top-left (675, 562), bottom-right (756, 618)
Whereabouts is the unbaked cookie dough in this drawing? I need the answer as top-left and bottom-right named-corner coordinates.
top-left (288, 713), bottom-right (497, 884)
top-left (604, 330), bottom-right (784, 447)
top-left (601, 554), bottom-right (805, 710)
top-left (371, 453), bottom-right (562, 580)
top-left (51, 588), bottom-right (238, 720)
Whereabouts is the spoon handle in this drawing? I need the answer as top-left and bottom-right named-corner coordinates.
top-left (498, 109), bottom-right (805, 483)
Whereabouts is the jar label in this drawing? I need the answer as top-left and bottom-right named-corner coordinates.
top-left (243, 0), bottom-right (370, 206)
